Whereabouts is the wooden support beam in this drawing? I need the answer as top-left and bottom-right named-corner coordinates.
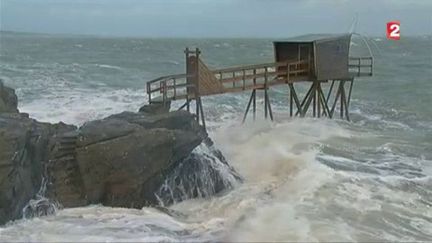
top-left (317, 83), bottom-right (321, 118)
top-left (302, 82), bottom-right (317, 117)
top-left (242, 69), bottom-right (246, 90)
top-left (347, 79), bottom-right (354, 107)
top-left (296, 83), bottom-right (314, 117)
top-left (340, 81), bottom-right (344, 119)
top-left (326, 80), bottom-right (335, 104)
top-left (330, 81), bottom-right (342, 118)
top-left (318, 85), bottom-right (332, 118)
top-left (178, 99), bottom-right (190, 111)
top-left (264, 88), bottom-right (268, 119)
top-left (288, 84), bottom-right (303, 117)
top-left (198, 98), bottom-right (206, 129)
top-left (253, 89), bottom-right (256, 120)
top-left (290, 86), bottom-right (293, 117)
top-left (264, 69), bottom-right (269, 120)
top-left (196, 99), bottom-right (200, 123)
top-left (232, 72), bottom-right (235, 88)
top-left (318, 89), bottom-right (326, 117)
top-left (266, 91), bottom-right (274, 121)
top-left (340, 82), bottom-right (350, 121)
top-left (242, 89), bottom-right (255, 123)
top-left (313, 82), bottom-right (317, 117)
top-left (321, 80), bottom-right (334, 117)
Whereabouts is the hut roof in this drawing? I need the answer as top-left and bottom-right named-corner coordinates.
top-left (274, 33), bottom-right (352, 43)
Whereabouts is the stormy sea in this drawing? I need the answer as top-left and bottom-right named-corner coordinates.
top-left (0, 31), bottom-right (431, 242)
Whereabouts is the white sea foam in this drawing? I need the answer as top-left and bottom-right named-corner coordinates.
top-left (17, 88), bottom-right (147, 126)
top-left (1, 117), bottom-right (431, 241)
top-left (95, 64), bottom-right (124, 70)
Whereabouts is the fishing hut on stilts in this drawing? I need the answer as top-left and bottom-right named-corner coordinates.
top-left (146, 34), bottom-right (373, 130)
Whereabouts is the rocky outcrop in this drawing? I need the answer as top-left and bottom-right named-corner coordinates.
top-left (139, 102), bottom-right (171, 114)
top-left (0, 80), bottom-right (19, 113)
top-left (47, 110), bottom-right (209, 209)
top-left (0, 83), bottom-right (239, 225)
top-left (0, 113), bottom-right (76, 225)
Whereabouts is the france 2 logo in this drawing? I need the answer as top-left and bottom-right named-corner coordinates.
top-left (387, 21), bottom-right (400, 40)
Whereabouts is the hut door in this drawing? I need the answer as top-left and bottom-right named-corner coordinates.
top-left (298, 44), bottom-right (312, 75)
top-left (298, 44), bottom-right (311, 62)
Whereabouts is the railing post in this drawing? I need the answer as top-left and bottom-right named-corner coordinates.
top-left (358, 58), bottom-right (361, 76)
top-left (147, 82), bottom-right (151, 103)
top-left (286, 63), bottom-right (290, 82)
top-left (173, 78), bottom-right (176, 98)
top-left (264, 67), bottom-right (268, 119)
top-left (242, 69), bottom-right (246, 90)
top-left (232, 72), bottom-right (235, 88)
top-left (162, 80), bottom-right (167, 107)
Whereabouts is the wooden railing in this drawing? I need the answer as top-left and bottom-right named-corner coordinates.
top-left (349, 57), bottom-right (373, 77)
top-left (213, 60), bottom-right (309, 89)
top-left (146, 73), bottom-right (195, 104)
top-left (147, 59), bottom-right (310, 104)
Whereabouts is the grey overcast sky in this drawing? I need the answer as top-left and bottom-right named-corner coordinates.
top-left (1, 0), bottom-right (431, 37)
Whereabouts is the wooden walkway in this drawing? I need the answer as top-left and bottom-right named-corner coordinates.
top-left (148, 60), bottom-right (311, 102)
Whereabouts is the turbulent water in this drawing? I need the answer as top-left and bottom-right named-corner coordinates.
top-left (0, 31), bottom-right (431, 242)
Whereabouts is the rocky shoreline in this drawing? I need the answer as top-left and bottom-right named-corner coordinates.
top-left (0, 80), bottom-right (240, 225)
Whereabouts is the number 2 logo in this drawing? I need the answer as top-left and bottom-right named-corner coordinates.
top-left (387, 21), bottom-right (400, 40)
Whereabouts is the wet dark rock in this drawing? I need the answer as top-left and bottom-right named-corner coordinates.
top-left (69, 110), bottom-right (206, 208)
top-left (0, 83), bottom-right (239, 225)
top-left (139, 101), bottom-right (171, 115)
top-left (0, 113), bottom-right (76, 225)
top-left (0, 80), bottom-right (18, 113)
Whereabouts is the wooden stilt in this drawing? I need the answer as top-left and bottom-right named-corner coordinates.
top-left (196, 99), bottom-right (200, 123)
top-left (253, 89), bottom-right (256, 120)
top-left (296, 84), bottom-right (314, 116)
top-left (264, 88), bottom-right (268, 119)
top-left (326, 80), bottom-right (335, 103)
top-left (178, 99), bottom-right (190, 111)
top-left (313, 82), bottom-right (317, 117)
top-left (243, 90), bottom-right (255, 123)
top-left (318, 85), bottom-right (332, 118)
top-left (340, 81), bottom-right (345, 119)
top-left (290, 85), bottom-right (293, 117)
top-left (302, 82), bottom-right (317, 116)
top-left (318, 90), bottom-right (326, 117)
top-left (266, 91), bottom-right (274, 121)
top-left (322, 80), bottom-right (335, 117)
top-left (198, 98), bottom-right (206, 128)
top-left (340, 82), bottom-right (350, 121)
top-left (347, 79), bottom-right (354, 107)
top-left (315, 82), bottom-right (321, 118)
top-left (288, 84), bottom-right (302, 117)
top-left (330, 81), bottom-right (341, 117)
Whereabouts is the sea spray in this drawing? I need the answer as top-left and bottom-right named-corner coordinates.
top-left (155, 139), bottom-right (242, 206)
top-left (22, 178), bottom-right (62, 219)
top-left (22, 166), bottom-right (62, 220)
